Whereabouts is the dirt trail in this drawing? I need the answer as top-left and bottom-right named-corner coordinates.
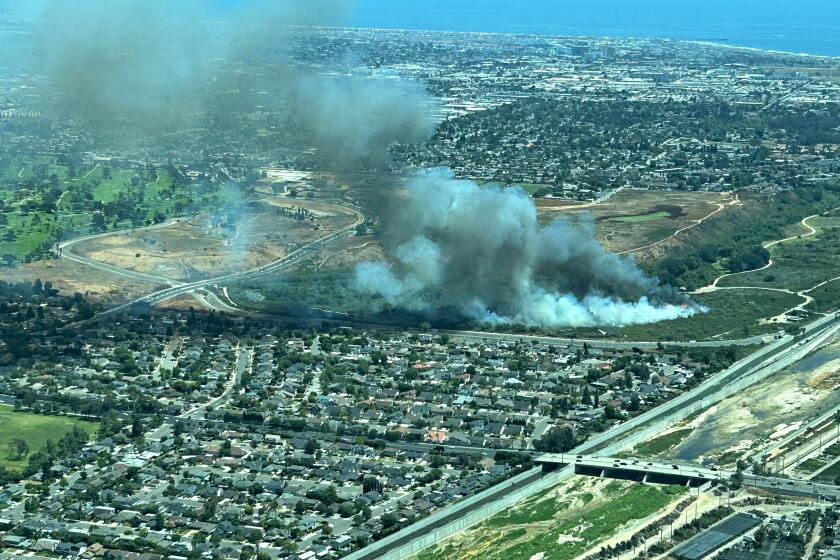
top-left (692, 206), bottom-right (840, 322)
top-left (581, 492), bottom-right (703, 560)
top-left (616, 193), bottom-right (739, 256)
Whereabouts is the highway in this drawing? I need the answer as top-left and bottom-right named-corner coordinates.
top-left (538, 455), bottom-right (840, 501)
top-left (56, 218), bottom-right (188, 288)
top-left (577, 312), bottom-right (840, 456)
top-left (53, 199), bottom-right (831, 352)
top-left (442, 326), bottom-right (777, 350)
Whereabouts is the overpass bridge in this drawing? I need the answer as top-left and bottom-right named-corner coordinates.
top-left (536, 454), bottom-right (840, 501)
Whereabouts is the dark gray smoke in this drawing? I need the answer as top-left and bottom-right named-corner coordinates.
top-left (355, 169), bottom-right (701, 327)
top-left (23, 0), bottom-right (436, 164)
top-left (295, 74), bottom-right (438, 165)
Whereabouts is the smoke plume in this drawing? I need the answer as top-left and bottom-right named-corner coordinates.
top-left (23, 0), bottom-right (436, 165)
top-left (355, 169), bottom-right (700, 327)
top-left (295, 74), bottom-right (438, 166)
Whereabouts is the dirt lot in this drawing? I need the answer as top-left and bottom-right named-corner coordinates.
top-left (537, 189), bottom-right (733, 254)
top-left (71, 198), bottom-right (357, 282)
top-left (0, 258), bottom-right (158, 305)
top-left (306, 234), bottom-right (388, 271)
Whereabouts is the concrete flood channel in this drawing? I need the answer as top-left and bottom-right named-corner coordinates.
top-left (669, 340), bottom-right (840, 464)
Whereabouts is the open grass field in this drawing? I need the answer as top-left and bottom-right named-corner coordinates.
top-left (536, 189), bottom-right (732, 254)
top-left (413, 477), bottom-right (687, 560)
top-left (0, 405), bottom-right (98, 473)
top-left (607, 211), bottom-right (673, 224)
top-left (718, 212), bottom-right (840, 293)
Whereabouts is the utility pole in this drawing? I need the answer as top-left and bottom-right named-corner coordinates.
top-left (694, 484), bottom-right (699, 523)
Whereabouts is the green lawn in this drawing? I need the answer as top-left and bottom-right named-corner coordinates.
top-left (0, 405), bottom-right (98, 473)
top-left (608, 211), bottom-right (671, 224)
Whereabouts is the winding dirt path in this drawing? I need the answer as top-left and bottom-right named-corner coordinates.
top-left (692, 206), bottom-right (840, 323)
top-left (616, 194), bottom-right (740, 256)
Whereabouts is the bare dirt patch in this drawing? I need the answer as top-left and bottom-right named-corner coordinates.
top-left (71, 199), bottom-right (356, 282)
top-left (666, 340), bottom-right (840, 466)
top-left (0, 259), bottom-right (156, 305)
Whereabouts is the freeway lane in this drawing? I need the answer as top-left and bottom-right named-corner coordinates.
top-left (56, 218), bottom-right (188, 288)
top-left (443, 327), bottom-right (776, 350)
top-left (576, 312), bottom-right (840, 456)
top-left (545, 455), bottom-right (840, 501)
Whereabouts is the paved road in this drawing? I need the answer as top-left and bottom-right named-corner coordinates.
top-left (91, 205), bottom-right (364, 318)
top-left (545, 455), bottom-right (840, 501)
top-left (180, 344), bottom-right (252, 419)
top-left (56, 218), bottom-right (188, 287)
top-left (442, 327), bottom-right (777, 350)
top-left (578, 313), bottom-right (840, 457)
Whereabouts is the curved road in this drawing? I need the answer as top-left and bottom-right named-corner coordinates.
top-left (59, 204), bottom-right (365, 319)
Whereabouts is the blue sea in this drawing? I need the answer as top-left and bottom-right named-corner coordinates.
top-left (351, 0), bottom-right (840, 58)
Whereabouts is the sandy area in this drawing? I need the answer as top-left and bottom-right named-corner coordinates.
top-left (667, 339), bottom-right (840, 465)
top-left (72, 199), bottom-right (356, 282)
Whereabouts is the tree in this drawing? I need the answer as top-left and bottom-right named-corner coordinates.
top-left (604, 403), bottom-right (622, 420)
top-left (8, 438), bottom-right (29, 460)
top-left (381, 513), bottom-right (397, 529)
top-left (534, 426), bottom-right (576, 453)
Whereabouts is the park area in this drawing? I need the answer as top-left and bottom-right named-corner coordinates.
top-left (0, 405), bottom-right (98, 473)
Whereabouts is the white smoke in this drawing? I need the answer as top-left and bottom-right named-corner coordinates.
top-left (354, 169), bottom-right (702, 327)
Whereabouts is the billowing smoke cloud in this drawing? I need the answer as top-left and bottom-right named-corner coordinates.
top-left (355, 169), bottom-right (701, 327)
top-left (295, 75), bottom-right (438, 165)
top-left (23, 0), bottom-right (436, 165)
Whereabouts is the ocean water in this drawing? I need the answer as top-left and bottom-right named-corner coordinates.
top-left (351, 0), bottom-right (840, 58)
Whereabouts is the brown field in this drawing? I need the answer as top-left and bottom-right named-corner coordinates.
top-left (71, 198), bottom-right (357, 282)
top-left (537, 189), bottom-right (733, 254)
top-left (0, 258), bottom-right (157, 305)
top-left (308, 234), bottom-right (388, 271)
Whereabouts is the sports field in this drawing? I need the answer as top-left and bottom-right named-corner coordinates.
top-left (0, 405), bottom-right (98, 473)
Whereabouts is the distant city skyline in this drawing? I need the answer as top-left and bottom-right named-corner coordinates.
top-left (350, 0), bottom-right (840, 57)
top-left (3, 0), bottom-right (840, 57)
